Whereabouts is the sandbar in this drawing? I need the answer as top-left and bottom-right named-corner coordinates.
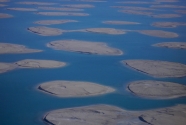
top-left (103, 21), bottom-right (140, 25)
top-left (0, 13), bottom-right (12, 18)
top-left (38, 80), bottom-right (115, 97)
top-left (7, 8), bottom-right (37, 11)
top-left (152, 22), bottom-right (186, 28)
top-left (36, 12), bottom-right (89, 16)
top-left (15, 59), bottom-right (66, 68)
top-left (152, 14), bottom-right (181, 18)
top-left (38, 7), bottom-right (83, 11)
top-left (34, 20), bottom-right (78, 25)
top-left (0, 43), bottom-right (42, 54)
top-left (119, 10), bottom-right (153, 16)
top-left (155, 0), bottom-right (179, 2)
top-left (47, 40), bottom-right (123, 55)
top-left (81, 28), bottom-right (126, 35)
top-left (0, 0), bottom-right (9, 2)
top-left (43, 104), bottom-right (186, 125)
top-left (17, 2), bottom-right (57, 5)
top-left (136, 30), bottom-right (178, 38)
top-left (117, 2), bottom-right (159, 4)
top-left (153, 42), bottom-right (186, 49)
top-left (75, 0), bottom-right (106, 2)
top-left (112, 6), bottom-right (156, 11)
top-left (122, 60), bottom-right (186, 78)
top-left (27, 26), bottom-right (64, 36)
top-left (128, 80), bottom-right (186, 99)
top-left (0, 63), bottom-right (16, 73)
top-left (0, 4), bottom-right (6, 7)
top-left (151, 5), bottom-right (186, 8)
top-left (61, 4), bottom-right (94, 8)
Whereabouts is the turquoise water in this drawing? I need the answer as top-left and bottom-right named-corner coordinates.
top-left (1, 0), bottom-right (186, 125)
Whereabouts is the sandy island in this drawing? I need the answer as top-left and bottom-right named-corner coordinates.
top-left (136, 30), bottom-right (178, 38)
top-left (17, 2), bottom-right (57, 5)
top-left (112, 6), bottom-right (156, 11)
top-left (27, 26), bottom-right (65, 36)
top-left (63, 0), bottom-right (106, 2)
top-left (128, 80), bottom-right (186, 99)
top-left (119, 10), bottom-right (153, 16)
top-left (0, 0), bottom-right (9, 2)
top-left (0, 13), bottom-right (12, 18)
top-left (151, 5), bottom-right (186, 8)
top-left (0, 4), bottom-right (7, 7)
top-left (117, 1), bottom-right (159, 4)
top-left (38, 80), bottom-right (115, 97)
top-left (34, 20), bottom-right (78, 25)
top-left (175, 10), bottom-right (186, 14)
top-left (153, 42), bottom-right (186, 49)
top-left (36, 12), bottom-right (89, 16)
top-left (43, 104), bottom-right (186, 125)
top-left (7, 8), bottom-right (37, 11)
top-left (152, 22), bottom-right (186, 28)
top-left (47, 40), bottom-right (123, 55)
top-left (61, 4), bottom-right (94, 8)
top-left (152, 14), bottom-right (181, 18)
top-left (0, 63), bottom-right (16, 73)
top-left (38, 7), bottom-right (83, 11)
top-left (122, 60), bottom-right (186, 78)
top-left (0, 43), bottom-right (42, 54)
top-left (155, 0), bottom-right (179, 2)
top-left (103, 21), bottom-right (140, 25)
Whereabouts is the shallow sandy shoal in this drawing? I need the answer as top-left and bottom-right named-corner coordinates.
top-left (153, 42), bottom-right (186, 49)
top-left (7, 8), bottom-right (37, 11)
top-left (61, 4), bottom-right (94, 8)
top-left (34, 20), bottom-right (78, 25)
top-left (151, 22), bottom-right (186, 28)
top-left (36, 12), bottom-right (89, 16)
top-left (38, 7), bottom-right (83, 11)
top-left (103, 21), bottom-right (140, 25)
top-left (16, 2), bottom-right (57, 5)
top-left (0, 13), bottom-right (12, 18)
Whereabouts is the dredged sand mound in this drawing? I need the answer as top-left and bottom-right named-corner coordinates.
top-left (17, 2), bottom-right (57, 5)
top-left (103, 21), bottom-right (140, 25)
top-left (82, 28), bottom-right (126, 35)
top-left (27, 26), bottom-right (64, 36)
top-left (128, 80), bottom-right (186, 99)
top-left (47, 40), bottom-right (123, 55)
top-left (43, 104), bottom-right (186, 125)
top-left (137, 30), bottom-right (178, 38)
top-left (152, 22), bottom-right (186, 28)
top-left (152, 14), bottom-right (181, 18)
top-left (7, 8), bottom-right (37, 11)
top-left (38, 7), bottom-right (83, 11)
top-left (0, 43), bottom-right (42, 54)
top-left (34, 20), bottom-right (78, 25)
top-left (122, 60), bottom-right (186, 78)
top-left (15, 59), bottom-right (66, 68)
top-left (0, 63), bottom-right (16, 73)
top-left (36, 12), bottom-right (89, 16)
top-left (153, 42), bottom-right (186, 49)
top-left (0, 13), bottom-right (12, 18)
top-left (61, 4), bottom-right (94, 8)
top-left (38, 80), bottom-right (115, 97)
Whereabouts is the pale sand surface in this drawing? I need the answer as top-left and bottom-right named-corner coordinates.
top-left (27, 26), bottom-right (65, 36)
top-left (122, 60), bottom-right (186, 78)
top-left (128, 80), bottom-right (186, 99)
top-left (38, 7), bottom-right (83, 11)
top-left (152, 22), bottom-right (186, 28)
top-left (112, 6), bottom-right (156, 11)
top-left (119, 10), bottom-right (153, 16)
top-left (47, 40), bottom-right (123, 55)
top-left (36, 12), bottom-right (89, 16)
top-left (0, 0), bottom-right (9, 2)
top-left (0, 13), bottom-right (12, 18)
top-left (0, 63), bottom-right (16, 73)
top-left (82, 28), bottom-right (126, 35)
top-left (0, 4), bottom-right (7, 7)
top-left (7, 8), bottom-right (37, 11)
top-left (117, 2), bottom-right (159, 4)
top-left (34, 20), bottom-right (78, 25)
top-left (103, 21), bottom-right (140, 25)
top-left (153, 42), bottom-right (186, 49)
top-left (0, 43), bottom-right (42, 54)
top-left (61, 4), bottom-right (94, 8)
top-left (43, 104), bottom-right (186, 125)
top-left (15, 59), bottom-right (66, 68)
top-left (136, 30), bottom-right (178, 38)
top-left (17, 2), bottom-right (57, 5)
top-left (151, 5), bottom-right (186, 8)
top-left (152, 14), bottom-right (181, 18)
top-left (155, 0), bottom-right (179, 2)
top-left (38, 80), bottom-right (115, 97)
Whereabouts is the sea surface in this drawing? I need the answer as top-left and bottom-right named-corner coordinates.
top-left (1, 0), bottom-right (186, 125)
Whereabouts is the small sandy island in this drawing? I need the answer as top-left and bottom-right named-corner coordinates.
top-left (27, 26), bottom-right (65, 36)
top-left (152, 22), bottom-right (186, 28)
top-left (151, 5), bottom-right (186, 8)
top-left (112, 6), bottom-right (156, 11)
top-left (0, 0), bottom-right (9, 2)
top-left (103, 21), bottom-right (140, 25)
top-left (43, 104), bottom-right (186, 125)
top-left (0, 13), bottom-right (12, 18)
top-left (122, 60), bottom-right (186, 78)
top-left (15, 59), bottom-right (66, 68)
top-left (152, 14), bottom-right (181, 18)
top-left (38, 80), bottom-right (115, 97)
top-left (34, 20), bottom-right (78, 25)
top-left (0, 4), bottom-right (7, 7)
top-left (38, 7), bottom-right (83, 11)
top-left (175, 10), bottom-right (186, 14)
top-left (36, 12), bottom-right (89, 16)
top-left (0, 43), bottom-right (42, 54)
top-left (136, 30), bottom-right (178, 38)
top-left (17, 2), bottom-right (57, 5)
top-left (47, 40), bottom-right (123, 55)
top-left (0, 63), bottom-right (16, 73)
top-left (119, 10), bottom-right (153, 16)
top-left (153, 42), bottom-right (186, 49)
top-left (155, 0), bottom-right (179, 2)
top-left (117, 2), bottom-right (159, 4)
top-left (7, 8), bottom-right (37, 11)
top-left (61, 4), bottom-right (94, 8)
top-left (128, 80), bottom-right (186, 99)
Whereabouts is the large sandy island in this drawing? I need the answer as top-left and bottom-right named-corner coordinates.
top-left (7, 8), bottom-right (37, 11)
top-left (152, 22), bottom-right (186, 28)
top-left (103, 21), bottom-right (140, 25)
top-left (36, 12), bottom-right (89, 16)
top-left (43, 104), bottom-right (186, 125)
top-left (0, 43), bottom-right (42, 54)
top-left (38, 7), bottom-right (83, 11)
top-left (47, 40), bottom-right (123, 55)
top-left (81, 28), bottom-right (126, 35)
top-left (0, 63), bottom-right (16, 73)
top-left (61, 4), bottom-right (94, 8)
top-left (122, 60), bottom-right (186, 78)
top-left (128, 80), bottom-right (186, 99)
top-left (27, 26), bottom-right (65, 36)
top-left (34, 20), bottom-right (78, 25)
top-left (153, 42), bottom-right (186, 49)
top-left (17, 2), bottom-right (57, 5)
top-left (38, 80), bottom-right (115, 97)
top-left (136, 30), bottom-right (178, 38)
top-left (0, 13), bottom-right (12, 18)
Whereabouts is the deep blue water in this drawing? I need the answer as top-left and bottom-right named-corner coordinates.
top-left (1, 0), bottom-right (186, 125)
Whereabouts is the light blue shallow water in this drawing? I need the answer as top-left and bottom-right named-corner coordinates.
top-left (1, 0), bottom-right (186, 125)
